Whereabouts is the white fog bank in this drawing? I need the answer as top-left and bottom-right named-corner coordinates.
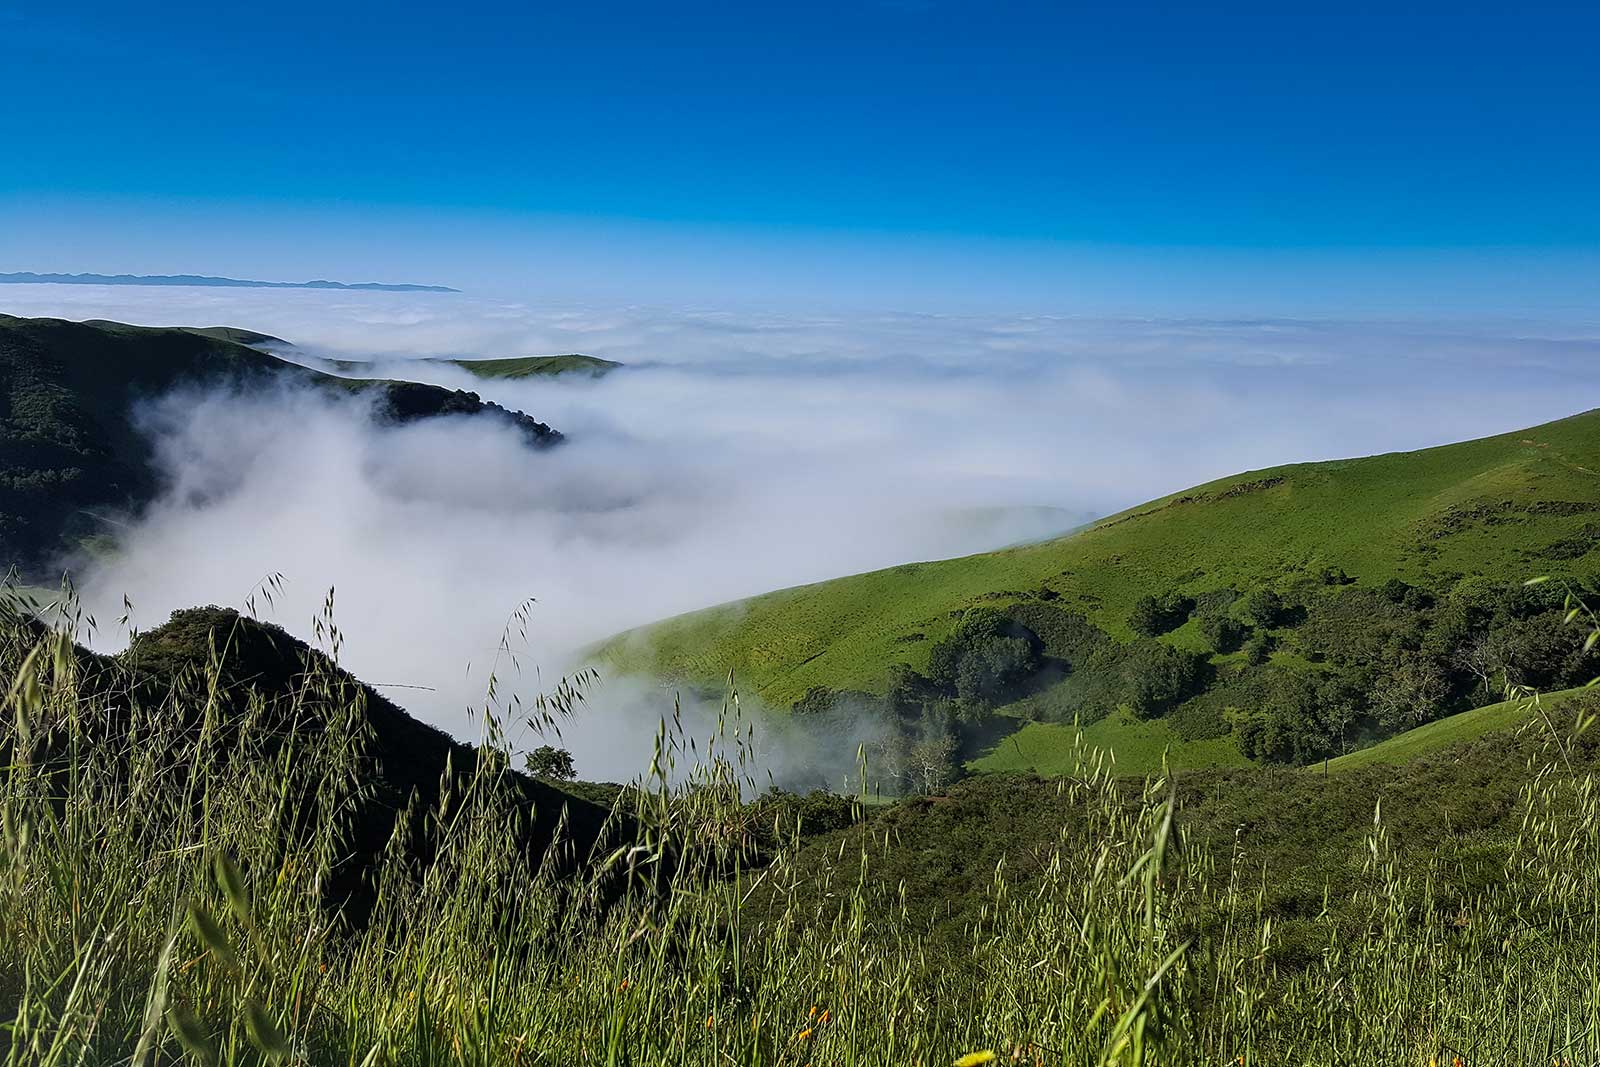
top-left (5, 285), bottom-right (1598, 780)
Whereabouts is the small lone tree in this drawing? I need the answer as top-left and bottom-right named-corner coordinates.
top-left (525, 744), bottom-right (576, 781)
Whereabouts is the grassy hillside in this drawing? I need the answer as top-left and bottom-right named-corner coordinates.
top-left (965, 685), bottom-right (1595, 779)
top-left (79, 321), bottom-right (292, 349)
top-left (606, 410), bottom-right (1600, 701)
top-left (173, 325), bottom-right (291, 347)
top-left (602, 410), bottom-right (1600, 776)
top-left (1324, 684), bottom-right (1591, 771)
top-left (967, 709), bottom-right (1252, 777)
top-left (774, 690), bottom-right (1600, 955)
top-left (440, 353), bottom-right (621, 379)
top-left (0, 315), bottom-right (560, 575)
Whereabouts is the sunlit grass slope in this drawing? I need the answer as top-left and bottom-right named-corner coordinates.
top-left (601, 409), bottom-right (1600, 710)
top-left (968, 710), bottom-right (1253, 778)
top-left (1324, 684), bottom-right (1592, 772)
top-left (974, 685), bottom-right (1597, 780)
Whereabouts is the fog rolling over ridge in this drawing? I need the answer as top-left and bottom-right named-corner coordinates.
top-left (9, 284), bottom-right (1599, 782)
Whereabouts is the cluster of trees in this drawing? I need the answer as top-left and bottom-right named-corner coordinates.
top-left (924, 607), bottom-right (1044, 707)
top-left (786, 572), bottom-right (1598, 792)
top-left (1127, 587), bottom-right (1288, 655)
top-left (785, 609), bottom-right (1049, 795)
top-left (1226, 576), bottom-right (1597, 762)
top-left (1128, 592), bottom-right (1194, 637)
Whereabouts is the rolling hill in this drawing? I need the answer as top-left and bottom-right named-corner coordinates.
top-left (1322, 683), bottom-right (1592, 772)
top-left (441, 353), bottom-right (621, 379)
top-left (0, 314), bottom-right (561, 576)
top-left (600, 409), bottom-right (1600, 777)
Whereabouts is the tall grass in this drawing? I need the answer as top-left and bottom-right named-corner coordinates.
top-left (2, 589), bottom-right (1597, 1066)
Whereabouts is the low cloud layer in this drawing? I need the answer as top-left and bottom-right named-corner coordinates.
top-left (6, 284), bottom-right (1599, 781)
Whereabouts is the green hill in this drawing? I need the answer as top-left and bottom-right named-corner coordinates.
top-left (79, 321), bottom-right (292, 349)
top-left (1323, 684), bottom-right (1592, 772)
top-left (0, 315), bottom-right (561, 575)
top-left (601, 410), bottom-right (1600, 779)
top-left (440, 353), bottom-right (621, 379)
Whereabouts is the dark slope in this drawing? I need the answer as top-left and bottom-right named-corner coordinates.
top-left (0, 315), bottom-right (559, 574)
top-left (4, 601), bottom-right (624, 926)
top-left (127, 323), bottom-right (290, 348)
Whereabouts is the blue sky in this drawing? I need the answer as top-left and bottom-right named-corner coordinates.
top-left (3, 1), bottom-right (1598, 312)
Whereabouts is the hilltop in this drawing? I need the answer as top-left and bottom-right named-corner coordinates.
top-left (441, 353), bottom-right (622, 379)
top-left (0, 315), bottom-right (560, 575)
top-left (311, 352), bottom-right (621, 381)
top-left (602, 410), bottom-right (1600, 781)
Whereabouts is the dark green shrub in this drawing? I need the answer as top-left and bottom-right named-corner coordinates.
top-left (1197, 612), bottom-right (1248, 653)
top-left (1128, 592), bottom-right (1194, 637)
top-left (792, 685), bottom-right (838, 716)
top-left (1120, 641), bottom-right (1207, 718)
top-left (1005, 604), bottom-right (1111, 665)
top-left (1242, 588), bottom-right (1287, 628)
top-left (926, 607), bottom-right (1043, 709)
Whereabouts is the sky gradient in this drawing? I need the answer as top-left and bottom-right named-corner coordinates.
top-left (3, 1), bottom-right (1598, 312)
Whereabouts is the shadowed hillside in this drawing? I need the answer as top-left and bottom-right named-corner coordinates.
top-left (0, 315), bottom-right (562, 575)
top-left (2, 597), bottom-right (622, 927)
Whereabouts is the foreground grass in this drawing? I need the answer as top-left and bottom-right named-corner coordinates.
top-left (4, 602), bottom-right (1600, 1066)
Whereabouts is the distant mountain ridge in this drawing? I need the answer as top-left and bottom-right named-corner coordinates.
top-left (0, 271), bottom-right (459, 293)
